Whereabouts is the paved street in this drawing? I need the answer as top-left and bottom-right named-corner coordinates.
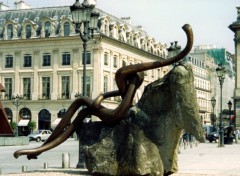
top-left (174, 141), bottom-right (240, 176)
top-left (0, 138), bottom-right (80, 175)
top-left (1, 139), bottom-right (240, 175)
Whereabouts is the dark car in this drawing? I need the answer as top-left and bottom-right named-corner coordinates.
top-left (207, 132), bottom-right (219, 143)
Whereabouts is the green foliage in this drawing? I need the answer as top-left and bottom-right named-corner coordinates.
top-left (28, 121), bottom-right (37, 132)
top-left (10, 121), bottom-right (17, 130)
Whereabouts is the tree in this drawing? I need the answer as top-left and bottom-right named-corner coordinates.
top-left (28, 121), bottom-right (36, 133)
top-left (10, 121), bottom-right (17, 131)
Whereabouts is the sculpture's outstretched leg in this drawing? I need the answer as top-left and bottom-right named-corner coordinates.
top-left (14, 108), bottom-right (91, 159)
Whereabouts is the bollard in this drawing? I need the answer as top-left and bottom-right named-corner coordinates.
top-left (22, 166), bottom-right (27, 172)
top-left (62, 153), bottom-right (70, 169)
top-left (44, 162), bottom-right (48, 169)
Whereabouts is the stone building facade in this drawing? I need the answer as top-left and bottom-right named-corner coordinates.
top-left (229, 6), bottom-right (240, 127)
top-left (186, 45), bottom-right (235, 127)
top-left (0, 2), bottom-right (170, 135)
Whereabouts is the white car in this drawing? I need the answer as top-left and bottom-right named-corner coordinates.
top-left (28, 130), bottom-right (52, 142)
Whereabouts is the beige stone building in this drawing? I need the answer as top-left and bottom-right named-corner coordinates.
top-left (229, 6), bottom-right (240, 127)
top-left (0, 2), bottom-right (170, 135)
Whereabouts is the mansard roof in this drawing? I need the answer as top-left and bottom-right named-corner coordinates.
top-left (0, 5), bottom-right (168, 57)
top-left (0, 6), bottom-right (71, 28)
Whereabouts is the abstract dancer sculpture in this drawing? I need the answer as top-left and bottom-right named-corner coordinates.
top-left (14, 24), bottom-right (194, 166)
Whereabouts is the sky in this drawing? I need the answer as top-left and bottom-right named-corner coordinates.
top-left (2, 0), bottom-right (239, 53)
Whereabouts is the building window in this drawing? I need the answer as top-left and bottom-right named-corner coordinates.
top-left (43, 53), bottom-right (51, 66)
top-left (61, 76), bottom-right (70, 99)
top-left (104, 75), bottom-right (108, 92)
top-left (4, 78), bottom-right (12, 100)
top-left (42, 77), bottom-right (50, 99)
top-left (151, 70), bottom-right (154, 78)
top-left (5, 55), bottom-right (13, 68)
top-left (7, 24), bottom-right (13, 39)
top-left (26, 24), bottom-right (32, 39)
top-left (23, 55), bottom-right (32, 67)
top-left (45, 21), bottom-right (51, 37)
top-left (64, 22), bottom-right (70, 36)
top-left (82, 52), bottom-right (91, 65)
top-left (23, 78), bottom-right (31, 100)
top-left (104, 52), bottom-right (109, 66)
top-left (86, 76), bottom-right (91, 97)
top-left (122, 60), bottom-right (126, 67)
top-left (62, 52), bottom-right (71, 65)
top-left (113, 55), bottom-right (118, 68)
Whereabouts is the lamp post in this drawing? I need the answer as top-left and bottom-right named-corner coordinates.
top-left (12, 94), bottom-right (22, 136)
top-left (216, 64), bottom-right (226, 147)
top-left (228, 100), bottom-right (232, 126)
top-left (70, 0), bottom-right (99, 97)
top-left (211, 97), bottom-right (216, 130)
top-left (70, 0), bottom-right (99, 169)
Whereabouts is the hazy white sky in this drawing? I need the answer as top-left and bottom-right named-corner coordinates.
top-left (2, 0), bottom-right (239, 53)
top-left (96, 0), bottom-right (238, 54)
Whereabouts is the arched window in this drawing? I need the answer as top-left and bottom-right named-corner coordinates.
top-left (64, 22), bottom-right (70, 36)
top-left (58, 108), bottom-right (67, 118)
top-left (26, 24), bottom-right (32, 39)
top-left (45, 21), bottom-right (51, 37)
top-left (4, 108), bottom-right (13, 121)
top-left (7, 24), bottom-right (13, 39)
top-left (20, 108), bottom-right (31, 119)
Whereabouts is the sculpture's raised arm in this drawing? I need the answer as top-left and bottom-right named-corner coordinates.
top-left (115, 24), bottom-right (193, 96)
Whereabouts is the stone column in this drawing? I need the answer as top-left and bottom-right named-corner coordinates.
top-left (51, 49), bottom-right (59, 100)
top-left (32, 51), bottom-right (40, 100)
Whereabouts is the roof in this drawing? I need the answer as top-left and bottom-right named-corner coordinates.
top-left (0, 6), bottom-right (149, 38)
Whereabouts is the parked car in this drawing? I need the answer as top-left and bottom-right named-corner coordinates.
top-left (28, 130), bottom-right (52, 142)
top-left (207, 131), bottom-right (219, 143)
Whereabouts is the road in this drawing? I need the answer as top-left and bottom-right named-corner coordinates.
top-left (0, 138), bottom-right (79, 175)
top-left (1, 139), bottom-right (240, 175)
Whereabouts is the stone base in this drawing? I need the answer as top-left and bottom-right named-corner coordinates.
top-left (0, 136), bottom-right (29, 146)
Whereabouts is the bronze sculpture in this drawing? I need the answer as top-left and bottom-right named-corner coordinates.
top-left (14, 24), bottom-right (194, 165)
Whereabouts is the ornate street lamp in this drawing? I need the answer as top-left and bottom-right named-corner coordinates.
top-left (216, 64), bottom-right (226, 147)
top-left (70, 0), bottom-right (99, 169)
top-left (228, 100), bottom-right (232, 126)
top-left (211, 97), bottom-right (216, 129)
top-left (70, 0), bottom-right (99, 97)
top-left (12, 94), bottom-right (22, 137)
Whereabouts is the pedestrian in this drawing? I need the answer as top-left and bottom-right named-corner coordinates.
top-left (235, 128), bottom-right (239, 143)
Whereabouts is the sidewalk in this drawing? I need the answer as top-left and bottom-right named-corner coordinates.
top-left (3, 142), bottom-right (240, 176)
top-left (173, 141), bottom-right (240, 176)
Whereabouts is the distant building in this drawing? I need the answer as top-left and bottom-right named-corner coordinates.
top-left (229, 6), bottom-right (240, 127)
top-left (185, 45), bottom-right (235, 127)
top-left (0, 2), bottom-right (170, 135)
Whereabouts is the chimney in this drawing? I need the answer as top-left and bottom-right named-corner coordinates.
top-left (14, 0), bottom-right (31, 10)
top-left (0, 2), bottom-right (10, 11)
top-left (121, 17), bottom-right (132, 25)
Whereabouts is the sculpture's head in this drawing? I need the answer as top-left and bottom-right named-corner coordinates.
top-left (169, 63), bottom-right (205, 142)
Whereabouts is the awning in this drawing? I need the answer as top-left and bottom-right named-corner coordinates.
top-left (51, 118), bottom-right (62, 130)
top-left (18, 119), bottom-right (30, 126)
top-left (52, 118), bottom-right (62, 125)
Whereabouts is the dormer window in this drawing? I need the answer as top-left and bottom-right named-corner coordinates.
top-left (64, 22), bottom-right (70, 36)
top-left (7, 24), bottom-right (13, 39)
top-left (26, 24), bottom-right (32, 39)
top-left (45, 21), bottom-right (51, 37)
